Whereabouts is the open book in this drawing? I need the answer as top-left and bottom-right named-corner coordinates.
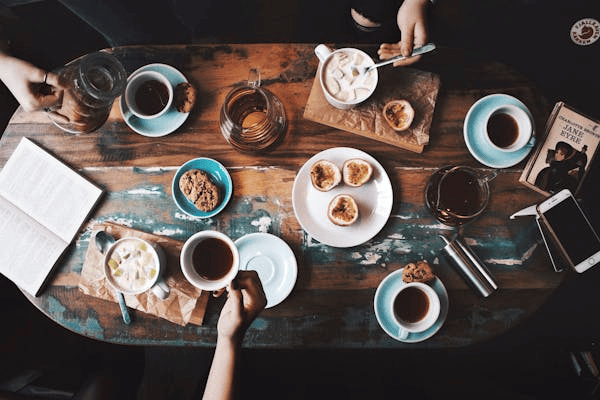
top-left (0, 138), bottom-right (103, 296)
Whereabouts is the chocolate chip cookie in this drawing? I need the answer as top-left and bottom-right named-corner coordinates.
top-left (179, 169), bottom-right (221, 212)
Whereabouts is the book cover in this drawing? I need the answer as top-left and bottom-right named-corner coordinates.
top-left (519, 102), bottom-right (600, 196)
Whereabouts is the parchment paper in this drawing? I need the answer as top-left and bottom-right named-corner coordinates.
top-left (304, 66), bottom-right (441, 153)
top-left (79, 221), bottom-right (209, 326)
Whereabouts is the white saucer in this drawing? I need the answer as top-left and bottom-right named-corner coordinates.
top-left (120, 63), bottom-right (190, 137)
top-left (464, 94), bottom-right (535, 168)
top-left (235, 233), bottom-right (297, 308)
top-left (374, 268), bottom-right (449, 343)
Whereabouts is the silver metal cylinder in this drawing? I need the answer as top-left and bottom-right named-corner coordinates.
top-left (440, 235), bottom-right (498, 298)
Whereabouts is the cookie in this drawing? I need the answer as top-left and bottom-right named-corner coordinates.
top-left (179, 169), bottom-right (221, 212)
top-left (402, 261), bottom-right (435, 283)
top-left (173, 82), bottom-right (196, 113)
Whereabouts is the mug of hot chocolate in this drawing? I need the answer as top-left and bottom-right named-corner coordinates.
top-left (314, 44), bottom-right (378, 109)
top-left (124, 70), bottom-right (173, 119)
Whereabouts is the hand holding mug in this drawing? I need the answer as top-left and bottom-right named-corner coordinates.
top-left (217, 270), bottom-right (267, 343)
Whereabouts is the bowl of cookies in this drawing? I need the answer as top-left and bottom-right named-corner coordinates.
top-left (172, 158), bottom-right (233, 218)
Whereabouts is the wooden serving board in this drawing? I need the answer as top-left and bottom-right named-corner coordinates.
top-left (79, 221), bottom-right (209, 326)
top-left (304, 66), bottom-right (441, 153)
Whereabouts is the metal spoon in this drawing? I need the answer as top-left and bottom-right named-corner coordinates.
top-left (352, 43), bottom-right (437, 77)
top-left (95, 231), bottom-right (131, 325)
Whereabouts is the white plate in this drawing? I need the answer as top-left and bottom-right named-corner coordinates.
top-left (235, 233), bottom-right (297, 308)
top-left (464, 94), bottom-right (536, 168)
top-left (292, 147), bottom-right (393, 248)
top-left (374, 268), bottom-right (449, 343)
top-left (120, 63), bottom-right (190, 137)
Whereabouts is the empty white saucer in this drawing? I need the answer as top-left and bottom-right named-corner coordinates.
top-left (235, 233), bottom-right (297, 308)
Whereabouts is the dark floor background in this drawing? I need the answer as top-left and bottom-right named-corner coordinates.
top-left (2, 0), bottom-right (600, 399)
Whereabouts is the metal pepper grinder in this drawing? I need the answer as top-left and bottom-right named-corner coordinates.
top-left (439, 235), bottom-right (498, 298)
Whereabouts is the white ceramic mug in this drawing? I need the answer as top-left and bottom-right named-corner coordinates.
top-left (392, 282), bottom-right (440, 339)
top-left (180, 230), bottom-right (240, 291)
top-left (314, 44), bottom-right (378, 110)
top-left (124, 70), bottom-right (173, 119)
top-left (484, 104), bottom-right (534, 152)
top-left (104, 237), bottom-right (170, 299)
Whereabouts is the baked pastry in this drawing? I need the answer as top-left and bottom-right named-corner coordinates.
top-left (327, 194), bottom-right (359, 226)
top-left (342, 158), bottom-right (373, 187)
top-left (383, 99), bottom-right (415, 131)
top-left (179, 169), bottom-right (221, 212)
top-left (402, 261), bottom-right (435, 283)
top-left (310, 160), bottom-right (341, 192)
top-left (173, 82), bottom-right (196, 113)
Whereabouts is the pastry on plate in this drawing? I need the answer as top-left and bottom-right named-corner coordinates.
top-left (310, 159), bottom-right (341, 191)
top-left (327, 194), bottom-right (359, 226)
top-left (342, 158), bottom-right (373, 187)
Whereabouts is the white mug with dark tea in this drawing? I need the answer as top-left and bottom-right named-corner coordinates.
top-left (484, 104), bottom-right (533, 152)
top-left (180, 230), bottom-right (239, 291)
top-left (392, 282), bottom-right (440, 339)
top-left (124, 70), bottom-right (173, 119)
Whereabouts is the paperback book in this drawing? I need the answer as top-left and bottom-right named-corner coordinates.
top-left (519, 102), bottom-right (600, 196)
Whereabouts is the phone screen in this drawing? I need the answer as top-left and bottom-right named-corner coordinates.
top-left (542, 195), bottom-right (600, 267)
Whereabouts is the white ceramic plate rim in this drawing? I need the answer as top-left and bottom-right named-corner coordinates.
top-left (120, 63), bottom-right (189, 137)
top-left (292, 147), bottom-right (393, 248)
top-left (235, 232), bottom-right (298, 308)
top-left (464, 93), bottom-right (535, 168)
top-left (374, 268), bottom-right (449, 343)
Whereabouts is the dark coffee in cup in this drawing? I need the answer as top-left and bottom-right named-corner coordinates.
top-left (192, 237), bottom-right (234, 280)
top-left (135, 79), bottom-right (170, 116)
top-left (487, 112), bottom-right (519, 148)
top-left (393, 286), bottom-right (430, 323)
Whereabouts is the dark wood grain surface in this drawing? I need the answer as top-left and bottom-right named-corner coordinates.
top-left (0, 44), bottom-right (563, 348)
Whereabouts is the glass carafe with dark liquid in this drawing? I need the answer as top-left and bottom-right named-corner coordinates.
top-left (47, 51), bottom-right (127, 134)
top-left (425, 166), bottom-right (496, 226)
top-left (219, 69), bottom-right (287, 153)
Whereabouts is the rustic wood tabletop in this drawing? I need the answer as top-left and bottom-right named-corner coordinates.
top-left (0, 43), bottom-right (564, 348)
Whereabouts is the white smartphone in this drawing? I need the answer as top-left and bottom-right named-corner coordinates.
top-left (537, 189), bottom-right (600, 273)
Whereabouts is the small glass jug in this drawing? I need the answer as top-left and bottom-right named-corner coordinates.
top-left (47, 51), bottom-right (127, 134)
top-left (219, 69), bottom-right (287, 153)
top-left (425, 165), bottom-right (496, 226)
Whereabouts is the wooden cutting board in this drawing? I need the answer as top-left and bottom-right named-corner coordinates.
top-left (304, 66), bottom-right (441, 153)
top-left (79, 221), bottom-right (209, 326)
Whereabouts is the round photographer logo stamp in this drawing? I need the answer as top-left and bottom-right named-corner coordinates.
top-left (570, 18), bottom-right (600, 46)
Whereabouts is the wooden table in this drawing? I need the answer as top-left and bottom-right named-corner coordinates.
top-left (0, 43), bottom-right (565, 348)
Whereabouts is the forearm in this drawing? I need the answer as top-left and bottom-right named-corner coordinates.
top-left (202, 337), bottom-right (240, 400)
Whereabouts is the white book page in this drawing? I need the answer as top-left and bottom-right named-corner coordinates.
top-left (0, 195), bottom-right (67, 296)
top-left (0, 138), bottom-right (102, 243)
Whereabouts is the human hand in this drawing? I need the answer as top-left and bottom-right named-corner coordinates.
top-left (378, 0), bottom-right (429, 67)
top-left (0, 54), bottom-right (64, 112)
top-left (216, 270), bottom-right (267, 345)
